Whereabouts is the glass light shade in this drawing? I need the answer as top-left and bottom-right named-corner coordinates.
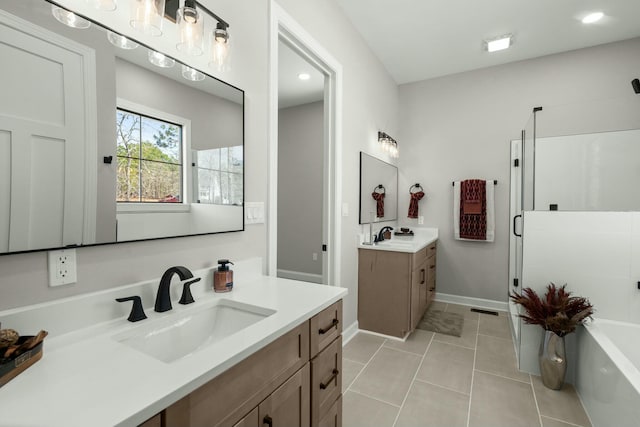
top-left (89, 0), bottom-right (117, 11)
top-left (148, 50), bottom-right (175, 68)
top-left (130, 0), bottom-right (165, 37)
top-left (176, 6), bottom-right (204, 56)
top-left (209, 25), bottom-right (230, 71)
top-left (182, 65), bottom-right (205, 82)
top-left (107, 31), bottom-right (139, 50)
top-left (51, 6), bottom-right (91, 29)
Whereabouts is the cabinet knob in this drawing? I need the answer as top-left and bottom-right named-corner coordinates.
top-left (263, 415), bottom-right (273, 427)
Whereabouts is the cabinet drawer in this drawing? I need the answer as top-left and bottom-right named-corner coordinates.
top-left (426, 242), bottom-right (437, 259)
top-left (311, 336), bottom-right (342, 427)
top-left (310, 300), bottom-right (343, 358)
top-left (318, 394), bottom-right (342, 427)
top-left (412, 246), bottom-right (428, 267)
top-left (165, 322), bottom-right (309, 427)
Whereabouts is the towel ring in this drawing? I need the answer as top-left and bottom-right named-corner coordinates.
top-left (373, 184), bottom-right (386, 194)
top-left (410, 183), bottom-right (423, 193)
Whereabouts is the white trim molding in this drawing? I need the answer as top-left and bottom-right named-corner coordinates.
top-left (268, 2), bottom-right (343, 288)
top-left (276, 269), bottom-right (323, 284)
top-left (434, 292), bottom-right (509, 312)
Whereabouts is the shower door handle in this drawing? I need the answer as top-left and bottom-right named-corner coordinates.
top-left (513, 215), bottom-right (522, 237)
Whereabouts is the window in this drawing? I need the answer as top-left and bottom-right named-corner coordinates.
top-left (116, 108), bottom-right (183, 204)
top-left (193, 146), bottom-right (243, 205)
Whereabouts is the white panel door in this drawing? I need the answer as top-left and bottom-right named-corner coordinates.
top-left (0, 16), bottom-right (87, 252)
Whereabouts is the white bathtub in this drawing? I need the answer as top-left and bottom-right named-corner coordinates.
top-left (576, 319), bottom-right (640, 427)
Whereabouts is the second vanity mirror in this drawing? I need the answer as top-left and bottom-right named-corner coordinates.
top-left (0, 0), bottom-right (244, 254)
top-left (359, 152), bottom-right (398, 224)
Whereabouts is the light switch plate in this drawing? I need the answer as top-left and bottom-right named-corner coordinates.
top-left (245, 202), bottom-right (265, 224)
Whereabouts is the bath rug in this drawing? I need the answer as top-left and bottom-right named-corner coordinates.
top-left (417, 309), bottom-right (464, 337)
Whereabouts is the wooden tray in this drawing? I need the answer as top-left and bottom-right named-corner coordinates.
top-left (0, 336), bottom-right (44, 388)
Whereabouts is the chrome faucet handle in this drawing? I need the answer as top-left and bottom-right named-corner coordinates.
top-left (179, 278), bottom-right (201, 305)
top-left (116, 296), bottom-right (147, 322)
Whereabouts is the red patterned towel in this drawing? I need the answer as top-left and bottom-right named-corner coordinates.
top-left (408, 191), bottom-right (425, 218)
top-left (372, 192), bottom-right (385, 218)
top-left (460, 180), bottom-right (486, 240)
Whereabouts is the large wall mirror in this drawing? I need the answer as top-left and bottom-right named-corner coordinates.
top-left (359, 152), bottom-right (398, 224)
top-left (0, 0), bottom-right (244, 255)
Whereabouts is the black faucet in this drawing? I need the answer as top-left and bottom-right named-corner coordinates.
top-left (155, 266), bottom-right (194, 313)
top-left (376, 226), bottom-right (394, 242)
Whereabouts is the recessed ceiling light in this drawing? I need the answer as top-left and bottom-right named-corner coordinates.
top-left (298, 73), bottom-right (311, 81)
top-left (582, 12), bottom-right (604, 24)
top-left (484, 34), bottom-right (513, 53)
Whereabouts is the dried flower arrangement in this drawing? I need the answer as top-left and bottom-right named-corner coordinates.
top-left (510, 283), bottom-right (594, 337)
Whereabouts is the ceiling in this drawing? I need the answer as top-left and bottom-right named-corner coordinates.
top-left (334, 0), bottom-right (640, 84)
top-left (278, 41), bottom-right (325, 109)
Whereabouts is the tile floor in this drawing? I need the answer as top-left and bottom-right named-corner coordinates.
top-left (342, 302), bottom-right (592, 427)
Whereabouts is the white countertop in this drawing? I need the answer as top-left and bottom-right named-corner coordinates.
top-left (0, 259), bottom-right (347, 427)
top-left (358, 227), bottom-right (438, 253)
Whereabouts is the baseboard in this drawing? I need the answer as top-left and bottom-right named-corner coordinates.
top-left (342, 321), bottom-right (359, 345)
top-left (435, 292), bottom-right (508, 312)
top-left (276, 269), bottom-right (323, 284)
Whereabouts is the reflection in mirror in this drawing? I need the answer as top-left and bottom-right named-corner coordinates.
top-left (359, 152), bottom-right (398, 224)
top-left (0, 0), bottom-right (244, 254)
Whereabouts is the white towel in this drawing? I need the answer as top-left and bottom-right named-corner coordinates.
top-left (453, 180), bottom-right (495, 242)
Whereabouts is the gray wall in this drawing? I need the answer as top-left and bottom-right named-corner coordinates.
top-left (399, 37), bottom-right (640, 303)
top-left (277, 101), bottom-right (324, 276)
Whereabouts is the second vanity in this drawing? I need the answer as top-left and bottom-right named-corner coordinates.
top-left (0, 259), bottom-right (346, 427)
top-left (358, 228), bottom-right (438, 339)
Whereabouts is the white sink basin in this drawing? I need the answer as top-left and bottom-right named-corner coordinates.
top-left (114, 299), bottom-right (276, 363)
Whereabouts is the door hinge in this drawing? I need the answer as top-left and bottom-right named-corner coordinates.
top-left (513, 278), bottom-right (519, 288)
top-left (514, 159), bottom-right (520, 167)
top-left (322, 244), bottom-right (327, 252)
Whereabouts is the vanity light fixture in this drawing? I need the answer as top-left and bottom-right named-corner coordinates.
top-left (89, 0), bottom-right (118, 12)
top-left (148, 50), bottom-right (175, 68)
top-left (182, 65), bottom-right (205, 81)
top-left (298, 73), bottom-right (311, 81)
top-left (176, 0), bottom-right (204, 56)
top-left (484, 34), bottom-right (513, 53)
top-left (210, 21), bottom-right (230, 71)
top-left (130, 0), bottom-right (166, 36)
top-left (378, 131), bottom-right (399, 158)
top-left (51, 5), bottom-right (91, 29)
top-left (107, 31), bottom-right (139, 49)
top-left (582, 12), bottom-right (604, 24)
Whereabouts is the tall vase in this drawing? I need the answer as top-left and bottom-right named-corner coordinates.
top-left (539, 330), bottom-right (566, 390)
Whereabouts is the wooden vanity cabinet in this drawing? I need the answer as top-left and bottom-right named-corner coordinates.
top-left (358, 241), bottom-right (437, 338)
top-left (145, 300), bottom-right (343, 427)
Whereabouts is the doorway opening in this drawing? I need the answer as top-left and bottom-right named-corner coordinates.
top-left (268, 3), bottom-right (343, 287)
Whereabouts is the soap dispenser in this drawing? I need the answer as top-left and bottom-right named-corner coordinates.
top-left (213, 259), bottom-right (234, 293)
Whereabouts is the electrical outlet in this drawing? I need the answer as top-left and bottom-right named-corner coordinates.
top-left (418, 216), bottom-right (425, 225)
top-left (312, 252), bottom-right (318, 261)
top-left (48, 249), bottom-right (77, 287)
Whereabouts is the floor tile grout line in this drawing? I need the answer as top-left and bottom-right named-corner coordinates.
top-left (476, 332), bottom-right (514, 342)
top-left (413, 377), bottom-right (471, 397)
top-left (541, 414), bottom-right (588, 427)
top-left (465, 310), bottom-right (480, 427)
top-left (344, 337), bottom-right (387, 393)
top-left (529, 373), bottom-right (544, 427)
top-left (472, 368), bottom-right (531, 385)
top-left (346, 389), bottom-right (402, 409)
top-left (390, 325), bottom-right (436, 427)
top-left (382, 342), bottom-right (432, 357)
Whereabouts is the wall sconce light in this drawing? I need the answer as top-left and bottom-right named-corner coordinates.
top-left (130, 0), bottom-right (166, 37)
top-left (51, 5), bottom-right (91, 29)
top-left (176, 0), bottom-right (204, 56)
top-left (210, 22), bottom-right (230, 71)
top-left (378, 131), bottom-right (399, 158)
